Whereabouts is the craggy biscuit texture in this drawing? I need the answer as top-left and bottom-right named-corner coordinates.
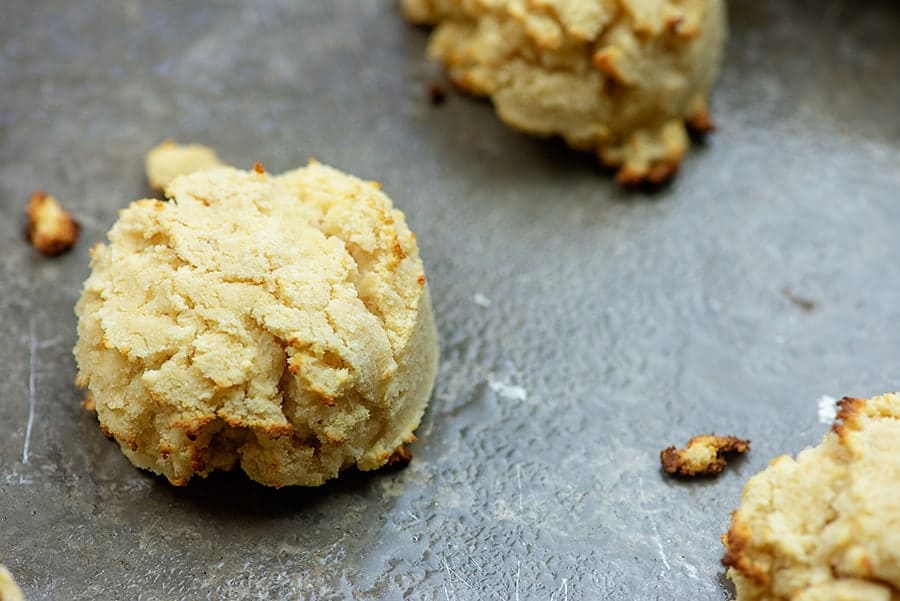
top-left (0, 565), bottom-right (24, 601)
top-left (723, 394), bottom-right (900, 601)
top-left (661, 434), bottom-right (749, 477)
top-left (404, 0), bottom-right (727, 184)
top-left (74, 163), bottom-right (439, 487)
top-left (145, 140), bottom-right (224, 192)
top-left (26, 190), bottom-right (80, 256)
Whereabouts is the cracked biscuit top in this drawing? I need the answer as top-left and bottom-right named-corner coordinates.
top-left (723, 394), bottom-right (900, 601)
top-left (74, 163), bottom-right (438, 487)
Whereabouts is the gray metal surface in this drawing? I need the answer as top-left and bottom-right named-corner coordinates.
top-left (2, 1), bottom-right (899, 599)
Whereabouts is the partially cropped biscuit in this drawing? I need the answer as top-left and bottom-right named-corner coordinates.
top-left (0, 565), bottom-right (24, 601)
top-left (723, 395), bottom-right (900, 601)
top-left (145, 140), bottom-right (224, 192)
top-left (404, 0), bottom-right (727, 184)
top-left (74, 162), bottom-right (439, 487)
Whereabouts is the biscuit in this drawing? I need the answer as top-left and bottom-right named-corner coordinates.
top-left (26, 190), bottom-right (80, 256)
top-left (0, 565), bottom-right (23, 601)
top-left (660, 434), bottom-right (749, 477)
top-left (723, 394), bottom-right (900, 600)
top-left (74, 162), bottom-right (439, 487)
top-left (404, 0), bottom-right (727, 184)
top-left (144, 140), bottom-right (224, 192)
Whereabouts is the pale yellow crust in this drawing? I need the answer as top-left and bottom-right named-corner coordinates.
top-left (403, 0), bottom-right (726, 184)
top-left (144, 139), bottom-right (224, 192)
top-left (74, 162), bottom-right (439, 487)
top-left (723, 394), bottom-right (900, 601)
top-left (26, 190), bottom-right (80, 256)
top-left (0, 565), bottom-right (24, 601)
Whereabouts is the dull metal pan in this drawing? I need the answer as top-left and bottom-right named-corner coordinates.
top-left (1, 1), bottom-right (899, 599)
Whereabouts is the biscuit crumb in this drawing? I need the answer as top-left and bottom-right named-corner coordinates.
top-left (661, 434), bottom-right (750, 477)
top-left (81, 392), bottom-right (95, 412)
top-left (253, 162), bottom-right (266, 174)
top-left (144, 139), bottom-right (224, 192)
top-left (26, 191), bottom-right (80, 256)
top-left (427, 81), bottom-right (446, 106)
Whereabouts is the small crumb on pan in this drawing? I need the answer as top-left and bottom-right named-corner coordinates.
top-left (26, 190), bottom-right (80, 256)
top-left (661, 434), bottom-right (750, 477)
top-left (427, 81), bottom-right (447, 106)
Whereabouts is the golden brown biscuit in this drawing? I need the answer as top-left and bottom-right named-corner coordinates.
top-left (74, 162), bottom-right (439, 487)
top-left (0, 565), bottom-right (24, 601)
top-left (144, 140), bottom-right (224, 192)
top-left (404, 0), bottom-right (727, 184)
top-left (26, 190), bottom-right (80, 256)
top-left (723, 394), bottom-right (900, 601)
top-left (661, 434), bottom-right (749, 477)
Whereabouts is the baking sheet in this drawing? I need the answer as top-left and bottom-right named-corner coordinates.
top-left (2, 1), bottom-right (900, 598)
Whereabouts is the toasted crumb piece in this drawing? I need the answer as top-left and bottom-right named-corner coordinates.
top-left (0, 565), bottom-right (24, 601)
top-left (81, 392), bottom-right (95, 412)
top-left (26, 191), bottom-right (80, 256)
top-left (144, 139), bottom-right (224, 192)
top-left (427, 81), bottom-right (447, 106)
top-left (661, 434), bottom-right (750, 477)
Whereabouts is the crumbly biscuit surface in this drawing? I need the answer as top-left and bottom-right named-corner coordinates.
top-left (74, 163), bottom-right (438, 487)
top-left (404, 0), bottom-right (726, 183)
top-left (723, 394), bottom-right (900, 601)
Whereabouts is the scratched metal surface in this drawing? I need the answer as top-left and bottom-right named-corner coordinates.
top-left (2, 1), bottom-right (899, 599)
